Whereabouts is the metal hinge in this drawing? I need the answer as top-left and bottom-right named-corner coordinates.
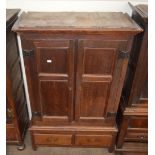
top-left (118, 51), bottom-right (130, 59)
top-left (32, 111), bottom-right (41, 117)
top-left (106, 112), bottom-right (117, 117)
top-left (23, 49), bottom-right (34, 57)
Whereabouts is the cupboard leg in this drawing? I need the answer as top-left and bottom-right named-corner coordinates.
top-left (108, 145), bottom-right (115, 153)
top-left (108, 133), bottom-right (117, 153)
top-left (30, 131), bottom-right (37, 151)
top-left (32, 145), bottom-right (37, 151)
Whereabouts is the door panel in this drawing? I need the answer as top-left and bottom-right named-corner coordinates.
top-left (22, 38), bottom-right (74, 123)
top-left (75, 39), bottom-right (128, 124)
top-left (84, 48), bottom-right (116, 74)
top-left (80, 82), bottom-right (110, 117)
top-left (38, 48), bottom-right (68, 74)
top-left (40, 81), bottom-right (69, 116)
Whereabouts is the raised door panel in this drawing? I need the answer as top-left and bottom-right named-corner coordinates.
top-left (75, 39), bottom-right (129, 125)
top-left (80, 82), bottom-right (110, 117)
top-left (22, 38), bottom-right (74, 123)
top-left (83, 48), bottom-right (116, 74)
top-left (40, 81), bottom-right (69, 116)
top-left (38, 48), bottom-right (68, 74)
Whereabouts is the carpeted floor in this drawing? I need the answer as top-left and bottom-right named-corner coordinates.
top-left (6, 132), bottom-right (115, 155)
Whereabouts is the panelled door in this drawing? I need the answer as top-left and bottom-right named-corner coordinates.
top-left (22, 38), bottom-right (74, 123)
top-left (75, 39), bottom-right (129, 125)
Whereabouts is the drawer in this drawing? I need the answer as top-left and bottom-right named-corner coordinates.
top-left (75, 134), bottom-right (113, 147)
top-left (125, 130), bottom-right (147, 142)
top-left (128, 117), bottom-right (148, 128)
top-left (33, 134), bottom-right (72, 146)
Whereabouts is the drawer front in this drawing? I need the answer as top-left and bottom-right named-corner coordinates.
top-left (125, 130), bottom-right (148, 142)
top-left (34, 134), bottom-right (72, 146)
top-left (129, 117), bottom-right (148, 128)
top-left (75, 134), bottom-right (113, 147)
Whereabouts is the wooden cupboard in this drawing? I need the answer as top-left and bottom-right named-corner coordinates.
top-left (12, 12), bottom-right (142, 152)
top-left (116, 3), bottom-right (148, 155)
top-left (6, 9), bottom-right (29, 150)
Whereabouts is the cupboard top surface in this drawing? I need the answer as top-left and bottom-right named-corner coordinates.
top-left (13, 12), bottom-right (142, 34)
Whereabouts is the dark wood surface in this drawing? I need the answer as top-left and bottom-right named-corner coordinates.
top-left (6, 9), bottom-right (29, 149)
top-left (13, 11), bottom-right (142, 152)
top-left (116, 3), bottom-right (148, 154)
top-left (13, 12), bottom-right (142, 34)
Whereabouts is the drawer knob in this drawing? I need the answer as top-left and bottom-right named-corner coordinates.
top-left (46, 59), bottom-right (52, 63)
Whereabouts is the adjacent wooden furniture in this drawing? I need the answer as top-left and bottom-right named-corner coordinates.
top-left (116, 4), bottom-right (148, 155)
top-left (6, 9), bottom-right (29, 150)
top-left (13, 12), bottom-right (142, 152)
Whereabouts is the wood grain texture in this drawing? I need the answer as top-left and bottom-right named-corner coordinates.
top-left (34, 134), bottom-right (72, 146)
top-left (7, 132), bottom-right (115, 155)
top-left (12, 12), bottom-right (142, 34)
top-left (75, 135), bottom-right (112, 147)
top-left (40, 81), bottom-right (69, 116)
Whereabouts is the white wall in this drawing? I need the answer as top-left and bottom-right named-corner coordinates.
top-left (7, 0), bottom-right (148, 15)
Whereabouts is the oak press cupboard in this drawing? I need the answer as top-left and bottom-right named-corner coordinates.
top-left (12, 12), bottom-right (142, 152)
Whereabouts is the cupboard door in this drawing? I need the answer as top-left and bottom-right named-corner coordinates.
top-left (75, 39), bottom-right (129, 124)
top-left (22, 38), bottom-right (74, 123)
